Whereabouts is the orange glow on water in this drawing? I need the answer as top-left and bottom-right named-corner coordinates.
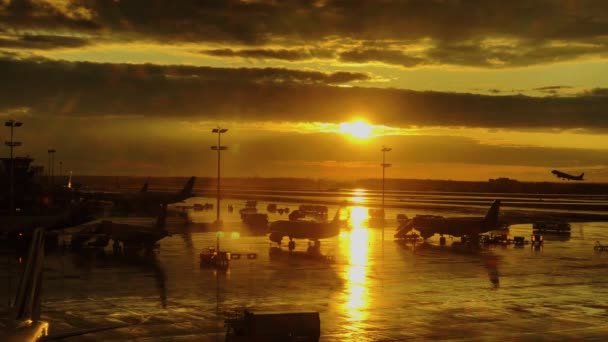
top-left (349, 206), bottom-right (368, 228)
top-left (341, 205), bottom-right (371, 327)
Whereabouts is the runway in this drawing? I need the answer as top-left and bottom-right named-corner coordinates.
top-left (1, 193), bottom-right (607, 340)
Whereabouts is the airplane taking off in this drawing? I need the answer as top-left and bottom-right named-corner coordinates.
top-left (269, 206), bottom-right (342, 250)
top-left (551, 170), bottom-right (585, 181)
top-left (395, 200), bottom-right (501, 240)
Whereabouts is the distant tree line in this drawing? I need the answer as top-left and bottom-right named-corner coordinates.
top-left (73, 176), bottom-right (608, 195)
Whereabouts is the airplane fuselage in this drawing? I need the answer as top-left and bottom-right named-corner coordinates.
top-left (396, 200), bottom-right (501, 240)
top-left (269, 219), bottom-right (340, 242)
top-left (83, 177), bottom-right (196, 214)
top-left (551, 170), bottom-right (584, 181)
top-left (413, 216), bottom-right (492, 239)
top-left (99, 221), bottom-right (169, 244)
top-left (269, 207), bottom-right (342, 243)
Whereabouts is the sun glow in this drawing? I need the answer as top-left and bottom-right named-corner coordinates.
top-left (350, 188), bottom-right (367, 204)
top-left (339, 120), bottom-right (372, 139)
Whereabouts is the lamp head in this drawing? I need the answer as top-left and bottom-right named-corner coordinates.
top-left (4, 120), bottom-right (22, 127)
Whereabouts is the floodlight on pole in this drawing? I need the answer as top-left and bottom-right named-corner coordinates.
top-left (47, 149), bottom-right (56, 187)
top-left (380, 146), bottom-right (392, 243)
top-left (5, 120), bottom-right (23, 214)
top-left (211, 127), bottom-right (228, 252)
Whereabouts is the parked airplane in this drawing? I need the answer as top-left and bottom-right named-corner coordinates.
top-left (70, 204), bottom-right (169, 251)
top-left (269, 206), bottom-right (342, 250)
top-left (395, 200), bottom-right (501, 240)
top-left (87, 176), bottom-right (196, 214)
top-left (551, 170), bottom-right (585, 181)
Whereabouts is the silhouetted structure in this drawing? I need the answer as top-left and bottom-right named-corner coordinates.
top-left (73, 175), bottom-right (608, 196)
top-left (551, 170), bottom-right (585, 181)
top-left (395, 200), bottom-right (501, 240)
top-left (269, 206), bottom-right (342, 250)
top-left (0, 156), bottom-right (44, 212)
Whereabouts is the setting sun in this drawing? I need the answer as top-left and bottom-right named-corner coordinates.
top-left (339, 120), bottom-right (372, 139)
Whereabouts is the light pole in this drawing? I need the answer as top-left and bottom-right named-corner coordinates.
top-left (5, 120), bottom-right (23, 214)
top-left (47, 149), bottom-right (56, 187)
top-left (380, 146), bottom-right (392, 241)
top-left (211, 127), bottom-right (228, 251)
top-left (47, 150), bottom-right (51, 181)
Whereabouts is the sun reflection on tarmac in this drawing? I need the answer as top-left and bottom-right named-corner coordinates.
top-left (341, 206), bottom-right (371, 330)
top-left (350, 189), bottom-right (367, 204)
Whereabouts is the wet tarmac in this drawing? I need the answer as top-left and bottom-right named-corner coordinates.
top-left (1, 195), bottom-right (608, 340)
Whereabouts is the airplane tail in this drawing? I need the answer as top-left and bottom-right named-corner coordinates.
top-left (12, 228), bottom-right (45, 321)
top-left (178, 177), bottom-right (196, 198)
top-left (483, 200), bottom-right (501, 227)
top-left (580, 173), bottom-right (585, 180)
top-left (331, 203), bottom-right (346, 224)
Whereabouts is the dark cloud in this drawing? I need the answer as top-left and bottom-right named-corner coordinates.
top-left (533, 85), bottom-right (574, 96)
top-left (338, 48), bottom-right (424, 67)
top-left (0, 0), bottom-right (98, 31)
top-left (534, 86), bottom-right (573, 91)
top-left (1, 57), bottom-right (607, 132)
top-left (0, 55), bottom-right (369, 83)
top-left (82, 1), bottom-right (608, 43)
top-left (584, 88), bottom-right (608, 97)
top-left (201, 48), bottom-right (334, 61)
top-left (0, 56), bottom-right (369, 117)
top-left (0, 34), bottom-right (90, 49)
top-left (2, 1), bottom-right (608, 67)
top-left (423, 39), bottom-right (608, 68)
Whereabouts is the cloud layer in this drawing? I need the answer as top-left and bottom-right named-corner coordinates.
top-left (2, 56), bottom-right (607, 132)
top-left (3, 1), bottom-right (608, 67)
top-left (3, 1), bottom-right (608, 180)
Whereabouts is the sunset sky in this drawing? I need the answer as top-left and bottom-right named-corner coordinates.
top-left (2, 0), bottom-right (608, 181)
